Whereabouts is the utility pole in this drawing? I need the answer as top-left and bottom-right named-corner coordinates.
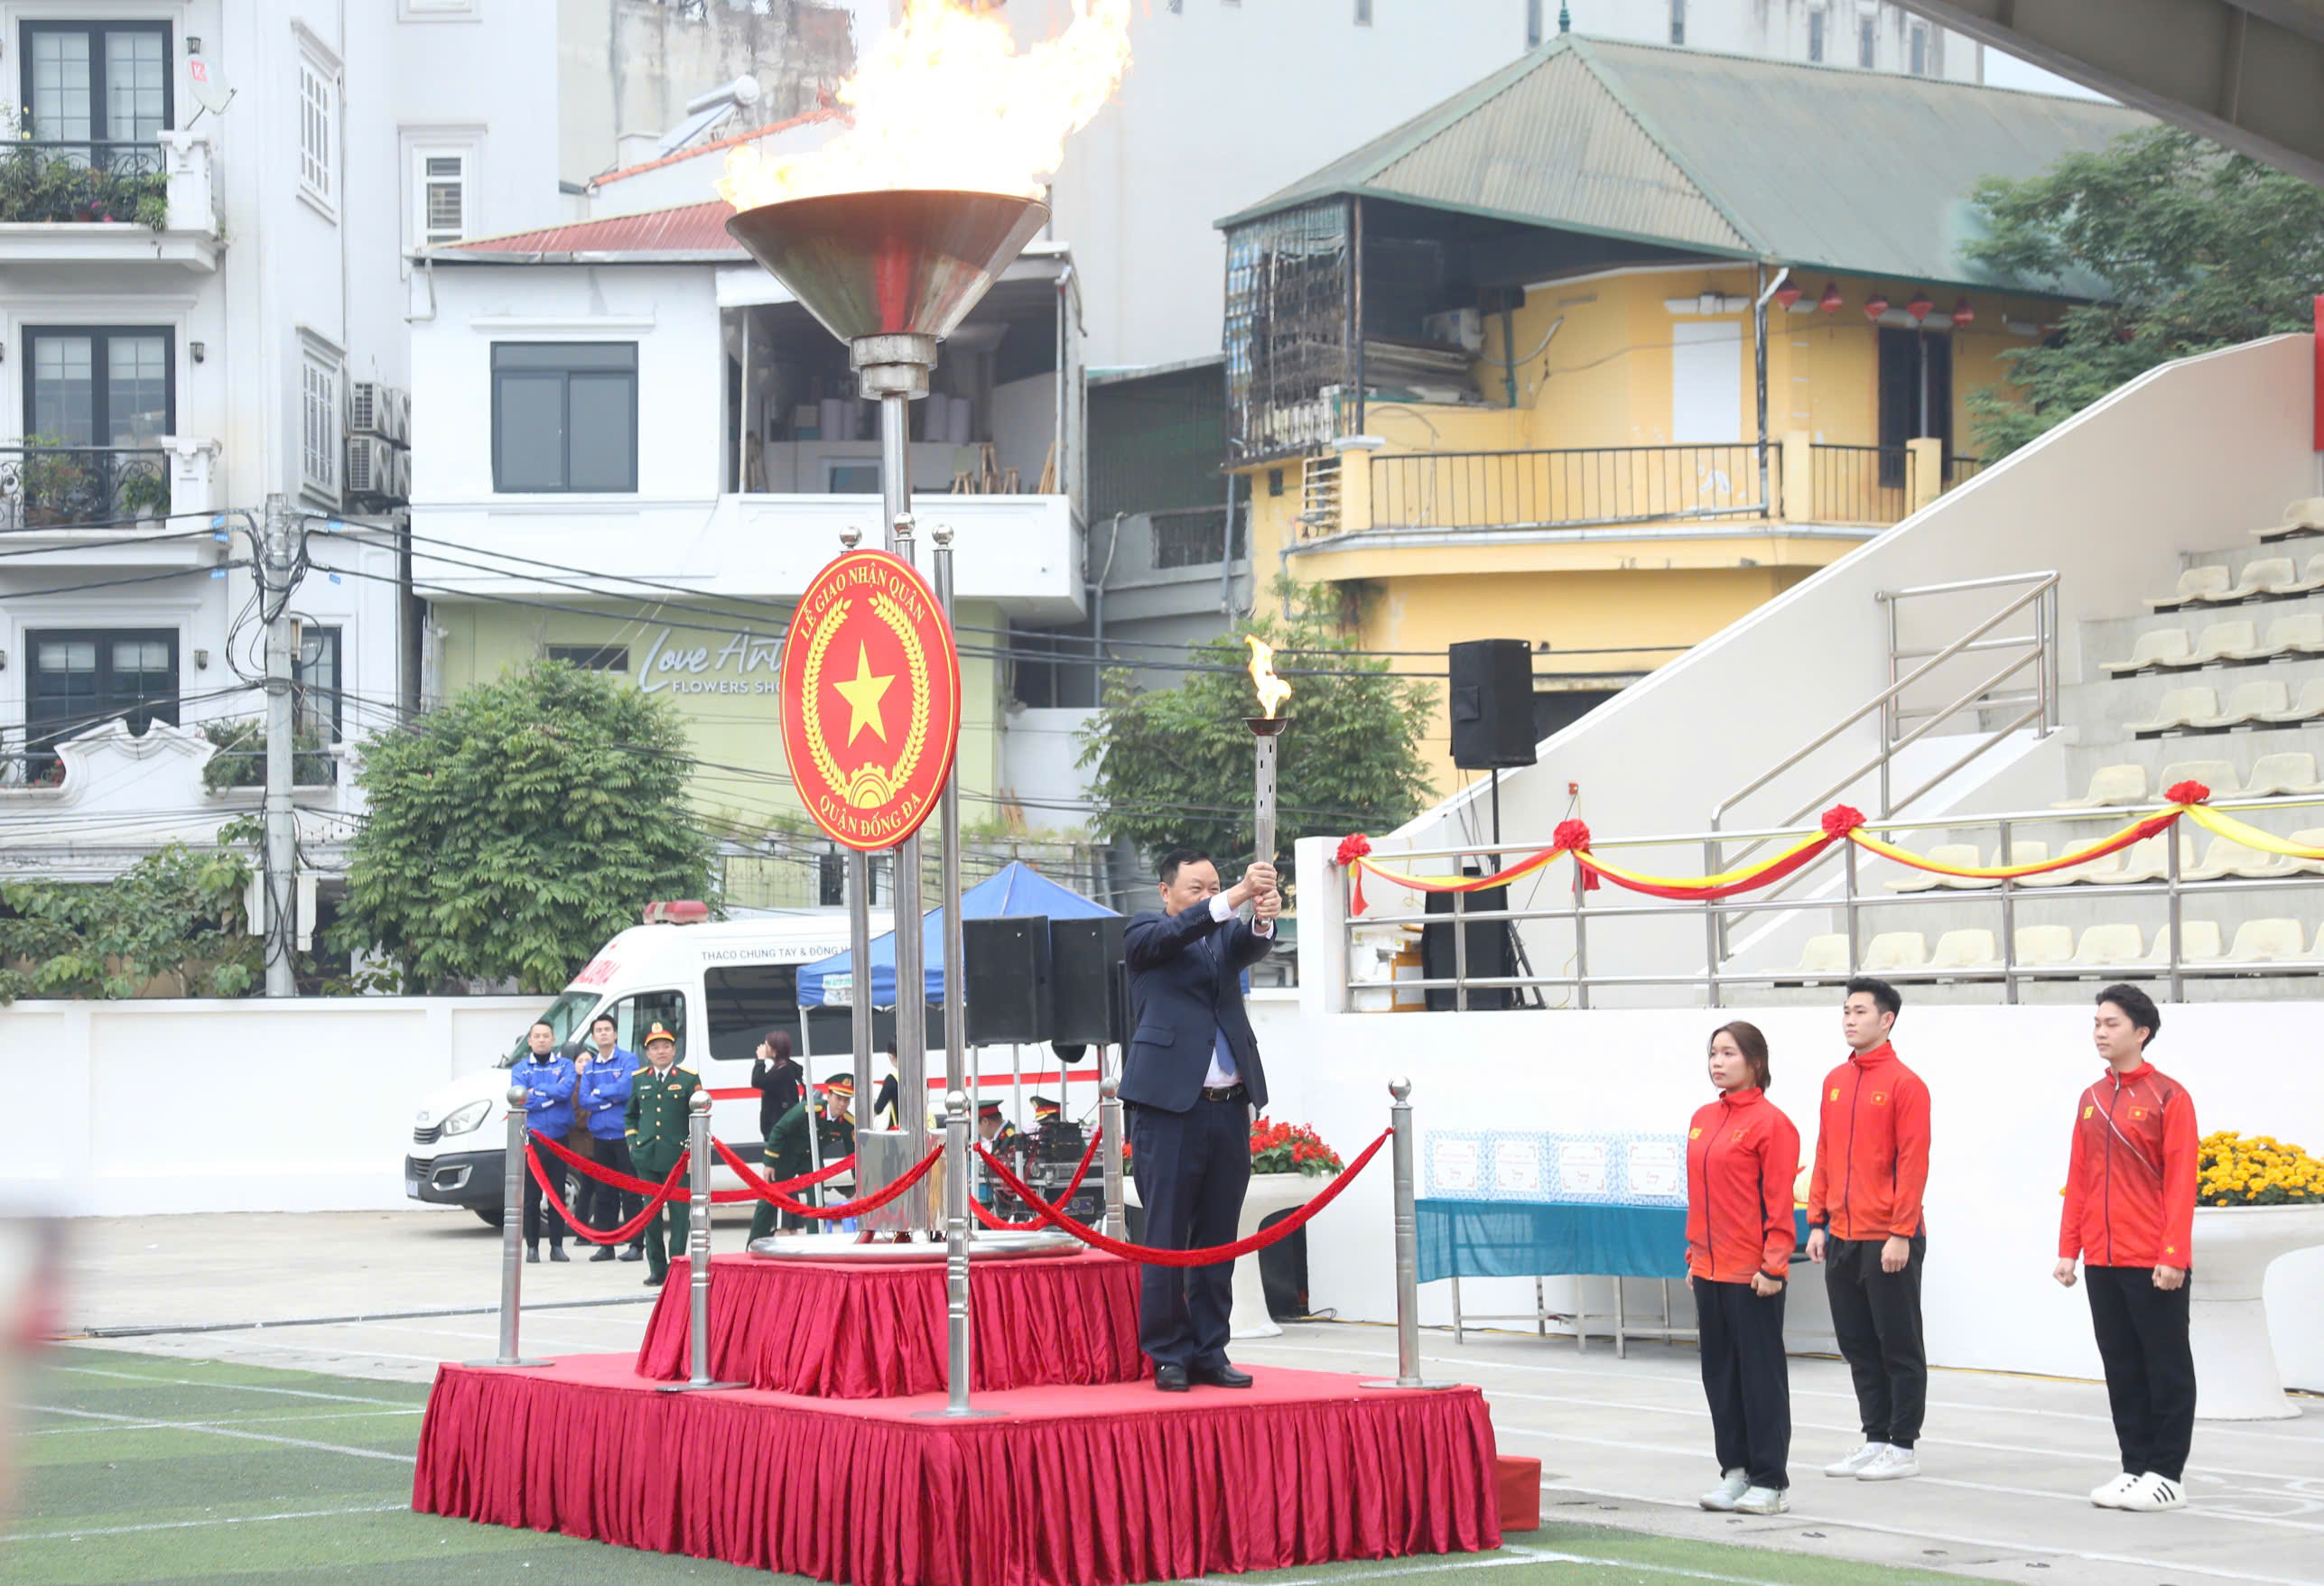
top-left (262, 493), bottom-right (299, 997)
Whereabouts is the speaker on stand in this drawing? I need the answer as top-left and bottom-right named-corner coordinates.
top-left (1447, 639), bottom-right (1544, 1008)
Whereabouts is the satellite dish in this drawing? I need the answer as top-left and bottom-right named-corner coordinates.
top-left (188, 54), bottom-right (234, 118)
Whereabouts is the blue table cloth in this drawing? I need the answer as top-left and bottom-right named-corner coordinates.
top-left (1417, 1199), bottom-right (1811, 1284)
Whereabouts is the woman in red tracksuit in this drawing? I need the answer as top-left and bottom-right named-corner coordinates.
top-left (2056, 983), bottom-right (2199, 1514)
top-left (1687, 1020), bottom-right (1802, 1516)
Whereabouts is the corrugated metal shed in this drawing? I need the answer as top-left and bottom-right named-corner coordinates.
top-left (1221, 34), bottom-right (2150, 292)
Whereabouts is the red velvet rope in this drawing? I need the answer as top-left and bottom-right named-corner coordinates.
top-left (711, 1137), bottom-right (944, 1220)
top-left (970, 1129), bottom-right (1106, 1230)
top-left (972, 1128), bottom-right (1392, 1266)
top-left (532, 1131), bottom-right (858, 1201)
top-left (524, 1143), bottom-right (688, 1245)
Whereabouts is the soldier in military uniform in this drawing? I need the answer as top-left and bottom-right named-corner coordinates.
top-left (975, 1099), bottom-right (1020, 1156)
top-left (749, 1074), bottom-right (858, 1242)
top-left (622, 1024), bottom-right (697, 1287)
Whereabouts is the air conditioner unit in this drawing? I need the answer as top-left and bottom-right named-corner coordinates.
top-left (387, 385), bottom-right (411, 446)
top-left (1421, 308), bottom-right (1486, 355)
top-left (346, 434), bottom-right (395, 501)
top-left (347, 381), bottom-right (410, 444)
top-left (386, 445), bottom-right (412, 505)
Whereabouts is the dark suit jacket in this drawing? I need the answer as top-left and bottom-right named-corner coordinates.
top-left (1121, 904), bottom-right (1272, 1114)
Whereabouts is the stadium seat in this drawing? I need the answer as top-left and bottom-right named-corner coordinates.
top-left (2073, 923), bottom-right (2145, 967)
top-left (2224, 612), bottom-right (2324, 659)
top-left (2126, 687), bottom-right (2218, 735)
top-left (2222, 918), bottom-right (2306, 963)
top-left (2021, 834), bottom-right (2128, 886)
top-left (2104, 832), bottom-right (2199, 885)
top-left (2197, 559), bottom-right (2298, 602)
top-left (2242, 753), bottom-right (2322, 797)
top-left (2146, 566), bottom-right (2230, 609)
top-left (1862, 932), bottom-right (1928, 971)
top-left (2159, 758), bottom-right (2242, 798)
top-left (2290, 828), bottom-right (2324, 874)
top-left (2183, 834), bottom-right (2301, 880)
top-left (2144, 921), bottom-right (2224, 964)
top-left (2258, 678), bottom-right (2324, 724)
top-left (2054, 764), bottom-right (2149, 809)
top-left (2287, 552), bottom-right (2324, 592)
top-left (2187, 680), bottom-right (2288, 728)
top-left (1929, 929), bottom-right (1999, 972)
top-left (2251, 496), bottom-right (2324, 542)
top-left (2189, 620), bottom-right (2258, 665)
top-left (1884, 843), bottom-right (1979, 893)
top-left (2103, 628), bottom-right (2191, 675)
top-left (1789, 934), bottom-right (1851, 978)
top-left (2014, 925), bottom-right (2074, 965)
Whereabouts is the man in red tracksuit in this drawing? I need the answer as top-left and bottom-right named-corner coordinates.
top-left (1806, 977), bottom-right (1932, 1482)
top-left (2056, 983), bottom-right (2199, 1514)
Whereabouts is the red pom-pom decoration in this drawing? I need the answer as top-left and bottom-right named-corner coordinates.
top-left (1820, 804), bottom-right (1868, 837)
top-left (2165, 780), bottom-right (2212, 805)
top-left (1552, 820), bottom-right (1593, 852)
top-left (1334, 833), bottom-right (1372, 866)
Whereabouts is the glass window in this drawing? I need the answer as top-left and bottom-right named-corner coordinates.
top-left (607, 990), bottom-right (687, 1062)
top-left (491, 344), bottom-right (638, 493)
top-left (1910, 23), bottom-right (1929, 75)
top-left (26, 626), bottom-right (178, 770)
top-left (503, 990), bottom-right (597, 1066)
top-left (300, 57), bottom-right (337, 208)
top-left (1859, 15), bottom-right (1875, 67)
top-left (26, 328), bottom-right (173, 448)
top-left (545, 644), bottom-right (629, 672)
top-left (295, 626), bottom-right (342, 743)
top-left (706, 964), bottom-right (800, 1061)
top-left (1669, 0), bottom-right (1685, 46)
top-left (827, 461), bottom-right (882, 494)
top-left (302, 352), bottom-right (339, 496)
top-left (1808, 10), bottom-right (1825, 61)
top-left (23, 23), bottom-right (170, 172)
top-left (417, 151), bottom-right (468, 246)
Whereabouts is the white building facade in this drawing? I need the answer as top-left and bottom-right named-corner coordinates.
top-left (0, 0), bottom-right (561, 884)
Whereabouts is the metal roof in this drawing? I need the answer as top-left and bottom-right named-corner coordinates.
top-left (1220, 34), bottom-right (2151, 292)
top-left (435, 200), bottom-right (745, 262)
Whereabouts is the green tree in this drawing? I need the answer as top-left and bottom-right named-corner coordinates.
top-left (331, 662), bottom-right (716, 993)
top-left (1077, 582), bottom-right (1435, 879)
top-left (1964, 125), bottom-right (2324, 458)
top-left (0, 842), bottom-right (256, 1003)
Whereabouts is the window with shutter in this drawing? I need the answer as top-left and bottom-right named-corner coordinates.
top-left (421, 153), bottom-right (468, 245)
top-left (299, 56), bottom-right (337, 210)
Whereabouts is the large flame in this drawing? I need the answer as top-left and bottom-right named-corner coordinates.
top-left (1244, 636), bottom-right (1292, 720)
top-left (717, 0), bottom-right (1131, 209)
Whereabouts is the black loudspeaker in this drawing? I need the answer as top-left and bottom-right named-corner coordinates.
top-left (1447, 639), bottom-right (1538, 770)
top-left (1423, 881), bottom-right (1511, 1012)
top-left (962, 915), bottom-right (1051, 1044)
top-left (1049, 916), bottom-right (1127, 1048)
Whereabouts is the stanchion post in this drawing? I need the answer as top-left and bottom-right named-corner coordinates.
top-left (1363, 1076), bottom-right (1448, 1390)
top-left (1101, 1073), bottom-right (1127, 1241)
top-left (465, 1085), bottom-right (548, 1368)
top-left (918, 1089), bottom-right (997, 1419)
top-left (658, 1089), bottom-right (742, 1393)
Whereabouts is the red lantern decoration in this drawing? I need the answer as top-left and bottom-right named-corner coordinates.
top-left (1773, 279), bottom-right (1804, 310)
top-left (1864, 292), bottom-right (1891, 320)
top-left (1818, 281), bottom-right (1843, 313)
top-left (1906, 292), bottom-right (1934, 322)
top-left (1950, 296), bottom-right (1975, 328)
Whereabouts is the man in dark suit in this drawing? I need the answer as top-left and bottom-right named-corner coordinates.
top-left (1122, 848), bottom-right (1279, 1392)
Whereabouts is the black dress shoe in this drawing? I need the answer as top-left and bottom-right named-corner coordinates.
top-left (645, 1270), bottom-right (666, 1287)
top-left (618, 1247), bottom-right (645, 1262)
top-left (589, 1246), bottom-right (617, 1263)
top-left (525, 1247), bottom-right (540, 1264)
top-left (549, 1246), bottom-right (569, 1263)
top-left (1190, 1363), bottom-right (1254, 1388)
top-left (1154, 1364), bottom-right (1190, 1393)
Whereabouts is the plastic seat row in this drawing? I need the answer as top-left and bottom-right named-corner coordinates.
top-left (2128, 679), bottom-right (2324, 734)
top-left (2054, 754), bottom-right (2324, 808)
top-left (1883, 827), bottom-right (2324, 888)
top-left (1788, 918), bottom-right (2324, 976)
top-left (2147, 552), bottom-right (2324, 611)
top-left (2106, 613), bottom-right (2324, 673)
top-left (2253, 497), bottom-right (2324, 543)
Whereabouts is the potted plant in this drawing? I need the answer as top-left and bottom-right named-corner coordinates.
top-left (1229, 1121), bottom-right (1345, 1340)
top-left (118, 467), bottom-right (171, 524)
top-left (15, 436), bottom-right (92, 528)
top-left (2189, 1130), bottom-right (2324, 1420)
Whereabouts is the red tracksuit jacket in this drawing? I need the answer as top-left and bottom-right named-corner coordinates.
top-left (1806, 1042), bottom-right (1931, 1241)
top-left (1686, 1086), bottom-right (1802, 1282)
top-left (2059, 1062), bottom-right (2199, 1270)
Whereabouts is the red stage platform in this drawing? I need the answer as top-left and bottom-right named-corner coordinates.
top-left (636, 1252), bottom-right (1144, 1397)
top-left (412, 1354), bottom-right (1501, 1586)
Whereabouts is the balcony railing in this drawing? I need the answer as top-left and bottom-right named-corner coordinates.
top-left (1369, 443), bottom-right (1772, 534)
top-left (1151, 504), bottom-right (1250, 569)
top-left (0, 446), bottom-right (172, 530)
top-left (1, 141), bottom-right (169, 227)
top-left (1808, 444), bottom-right (1984, 527)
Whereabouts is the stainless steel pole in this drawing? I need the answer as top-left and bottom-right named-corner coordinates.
top-left (917, 1089), bottom-right (995, 1420)
top-left (934, 524), bottom-right (969, 1225)
top-left (1101, 1072), bottom-right (1127, 1240)
top-left (883, 396), bottom-right (930, 1230)
top-left (465, 1085), bottom-right (546, 1368)
top-left (1362, 1077), bottom-right (1444, 1390)
top-left (659, 1089), bottom-right (740, 1393)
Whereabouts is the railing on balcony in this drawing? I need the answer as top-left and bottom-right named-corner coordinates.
top-left (1150, 504), bottom-right (1250, 569)
top-left (1807, 443), bottom-right (1910, 525)
top-left (1, 141), bottom-right (170, 226)
top-left (1944, 454), bottom-right (1987, 491)
top-left (0, 446), bottom-right (172, 530)
top-left (1369, 443), bottom-right (1771, 534)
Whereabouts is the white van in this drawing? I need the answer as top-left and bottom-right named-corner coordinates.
top-left (405, 906), bottom-right (892, 1225)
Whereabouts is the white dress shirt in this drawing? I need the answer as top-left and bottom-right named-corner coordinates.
top-left (1202, 891), bottom-right (1272, 1088)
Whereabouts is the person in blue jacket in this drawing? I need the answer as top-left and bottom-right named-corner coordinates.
top-left (514, 1020), bottom-right (578, 1263)
top-left (572, 1015), bottom-right (644, 1263)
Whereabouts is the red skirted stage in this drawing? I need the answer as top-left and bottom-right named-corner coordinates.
top-left (412, 1353), bottom-right (1502, 1586)
top-left (635, 1253), bottom-right (1144, 1397)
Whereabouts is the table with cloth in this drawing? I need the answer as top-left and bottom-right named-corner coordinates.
top-left (1418, 1199), bottom-right (1812, 1358)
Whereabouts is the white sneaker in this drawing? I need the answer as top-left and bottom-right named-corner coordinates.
top-left (2115, 1472), bottom-right (2186, 1512)
top-left (1856, 1444), bottom-right (1921, 1481)
top-left (2090, 1471), bottom-right (2141, 1507)
top-left (1733, 1485), bottom-right (1789, 1516)
top-left (1823, 1442), bottom-right (1884, 1477)
top-left (1699, 1470), bottom-right (1750, 1511)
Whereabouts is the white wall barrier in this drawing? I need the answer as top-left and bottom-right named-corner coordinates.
top-left (2, 996), bottom-right (539, 1216)
top-left (1255, 994), bottom-right (2324, 1394)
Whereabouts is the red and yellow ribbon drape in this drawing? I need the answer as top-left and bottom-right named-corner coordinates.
top-left (1334, 781), bottom-right (2324, 914)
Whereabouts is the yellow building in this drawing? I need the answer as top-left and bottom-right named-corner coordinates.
top-left (1218, 34), bottom-right (2143, 795)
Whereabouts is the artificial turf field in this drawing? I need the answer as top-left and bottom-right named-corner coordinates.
top-left (5, 1346), bottom-right (1966, 1585)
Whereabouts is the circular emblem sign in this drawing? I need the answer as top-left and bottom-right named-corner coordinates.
top-left (780, 549), bottom-right (962, 852)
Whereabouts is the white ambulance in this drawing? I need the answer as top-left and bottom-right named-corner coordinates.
top-left (405, 904), bottom-right (892, 1225)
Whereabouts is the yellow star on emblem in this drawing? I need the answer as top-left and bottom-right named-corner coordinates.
top-left (832, 643), bottom-right (896, 747)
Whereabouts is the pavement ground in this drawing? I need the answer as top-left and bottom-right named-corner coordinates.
top-left (14, 1208), bottom-right (2323, 1586)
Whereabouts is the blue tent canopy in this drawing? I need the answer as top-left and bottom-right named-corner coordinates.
top-left (794, 860), bottom-right (1117, 1009)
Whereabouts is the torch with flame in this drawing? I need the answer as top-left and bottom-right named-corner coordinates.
top-left (1243, 635), bottom-right (1291, 878)
top-left (718, 0), bottom-right (1133, 209)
